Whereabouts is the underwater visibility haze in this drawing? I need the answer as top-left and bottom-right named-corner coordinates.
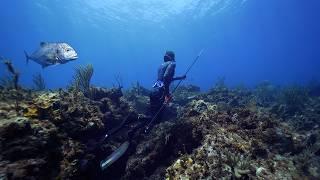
top-left (1, 0), bottom-right (319, 89)
top-left (1, 0), bottom-right (320, 179)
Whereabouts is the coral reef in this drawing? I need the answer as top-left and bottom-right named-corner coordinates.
top-left (173, 84), bottom-right (201, 106)
top-left (254, 81), bottom-right (278, 107)
top-left (278, 85), bottom-right (309, 116)
top-left (0, 86), bottom-right (133, 179)
top-left (122, 83), bottom-right (320, 179)
top-left (124, 82), bottom-right (151, 114)
top-left (165, 97), bottom-right (318, 179)
top-left (0, 81), bottom-right (320, 179)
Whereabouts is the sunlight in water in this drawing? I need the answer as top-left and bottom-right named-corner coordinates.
top-left (78, 0), bottom-right (247, 23)
top-left (35, 0), bottom-right (247, 27)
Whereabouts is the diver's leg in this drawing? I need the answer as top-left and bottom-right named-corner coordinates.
top-left (153, 88), bottom-right (165, 124)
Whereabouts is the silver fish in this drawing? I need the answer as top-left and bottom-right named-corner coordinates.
top-left (24, 42), bottom-right (78, 68)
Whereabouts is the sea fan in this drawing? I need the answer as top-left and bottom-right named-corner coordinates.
top-left (1, 59), bottom-right (20, 90)
top-left (0, 75), bottom-right (15, 89)
top-left (279, 85), bottom-right (309, 115)
top-left (32, 73), bottom-right (46, 91)
top-left (72, 64), bottom-right (94, 97)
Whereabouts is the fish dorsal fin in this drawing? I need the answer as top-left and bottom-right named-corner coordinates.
top-left (40, 42), bottom-right (49, 47)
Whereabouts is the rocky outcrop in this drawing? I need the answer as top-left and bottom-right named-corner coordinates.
top-left (1, 83), bottom-right (320, 179)
top-left (0, 117), bottom-right (60, 179)
top-left (0, 87), bottom-right (133, 179)
top-left (165, 99), bottom-right (320, 179)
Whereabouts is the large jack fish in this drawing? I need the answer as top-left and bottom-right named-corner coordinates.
top-left (24, 42), bottom-right (78, 68)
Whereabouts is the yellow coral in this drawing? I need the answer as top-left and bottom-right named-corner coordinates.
top-left (186, 158), bottom-right (193, 166)
top-left (166, 157), bottom-right (205, 180)
top-left (172, 159), bottom-right (182, 170)
top-left (23, 93), bottom-right (60, 118)
top-left (234, 143), bottom-right (250, 153)
top-left (24, 106), bottom-right (38, 118)
top-left (35, 92), bottom-right (60, 109)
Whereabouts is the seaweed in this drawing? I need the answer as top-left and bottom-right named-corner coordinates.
top-left (129, 81), bottom-right (150, 96)
top-left (234, 82), bottom-right (250, 95)
top-left (72, 64), bottom-right (94, 98)
top-left (207, 76), bottom-right (228, 97)
top-left (215, 76), bottom-right (227, 91)
top-left (1, 58), bottom-right (21, 114)
top-left (279, 85), bottom-right (309, 115)
top-left (131, 81), bottom-right (142, 96)
top-left (113, 73), bottom-right (123, 89)
top-left (254, 81), bottom-right (278, 106)
top-left (297, 147), bottom-right (314, 166)
top-left (294, 144), bottom-right (320, 174)
top-left (32, 73), bottom-right (46, 91)
top-left (1, 59), bottom-right (20, 90)
top-left (0, 75), bottom-right (15, 89)
top-left (123, 82), bottom-right (150, 113)
top-left (224, 151), bottom-right (251, 179)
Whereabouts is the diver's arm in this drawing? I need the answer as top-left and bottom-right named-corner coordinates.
top-left (172, 75), bottom-right (186, 81)
top-left (163, 62), bottom-right (176, 82)
top-left (164, 62), bottom-right (186, 81)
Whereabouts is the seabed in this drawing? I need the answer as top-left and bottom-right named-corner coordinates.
top-left (1, 63), bottom-right (320, 179)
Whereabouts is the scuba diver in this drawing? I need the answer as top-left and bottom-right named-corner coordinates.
top-left (98, 50), bottom-right (203, 171)
top-left (102, 51), bottom-right (186, 141)
top-left (149, 51), bottom-right (186, 122)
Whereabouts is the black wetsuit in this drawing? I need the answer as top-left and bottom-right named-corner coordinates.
top-left (150, 61), bottom-right (184, 118)
top-left (157, 61), bottom-right (176, 96)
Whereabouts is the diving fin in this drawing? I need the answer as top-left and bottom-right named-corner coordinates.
top-left (100, 141), bottom-right (130, 170)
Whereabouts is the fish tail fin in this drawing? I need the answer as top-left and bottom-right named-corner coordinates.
top-left (24, 51), bottom-right (29, 64)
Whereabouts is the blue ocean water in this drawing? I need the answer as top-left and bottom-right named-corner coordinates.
top-left (1, 0), bottom-right (319, 90)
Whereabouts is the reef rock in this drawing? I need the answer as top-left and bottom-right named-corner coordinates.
top-left (1, 83), bottom-right (320, 179)
top-left (165, 97), bottom-right (318, 179)
top-left (0, 87), bottom-right (133, 179)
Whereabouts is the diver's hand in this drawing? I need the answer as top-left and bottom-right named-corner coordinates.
top-left (181, 75), bottom-right (187, 79)
top-left (164, 94), bottom-right (172, 104)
